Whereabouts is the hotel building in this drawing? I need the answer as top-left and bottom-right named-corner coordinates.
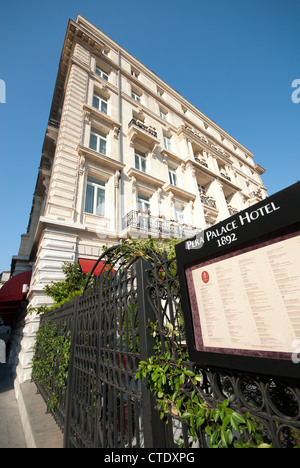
top-left (10, 15), bottom-right (267, 382)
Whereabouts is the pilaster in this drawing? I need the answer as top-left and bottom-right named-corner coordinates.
top-left (45, 61), bottom-right (89, 223)
top-left (212, 179), bottom-right (230, 220)
top-left (15, 227), bottom-right (78, 383)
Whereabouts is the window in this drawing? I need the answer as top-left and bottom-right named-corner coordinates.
top-left (160, 108), bottom-right (167, 121)
top-left (175, 207), bottom-right (184, 224)
top-left (198, 184), bottom-right (206, 194)
top-left (175, 207), bottom-right (184, 236)
top-left (137, 194), bottom-right (150, 213)
top-left (89, 128), bottom-right (107, 155)
top-left (157, 87), bottom-right (164, 97)
top-left (131, 91), bottom-right (141, 102)
top-left (135, 150), bottom-right (146, 172)
top-left (92, 91), bottom-right (108, 114)
top-left (131, 68), bottom-right (139, 79)
top-left (95, 66), bottom-right (108, 81)
top-left (168, 166), bottom-right (177, 186)
top-left (163, 134), bottom-right (172, 151)
top-left (137, 194), bottom-right (150, 230)
top-left (85, 178), bottom-right (105, 216)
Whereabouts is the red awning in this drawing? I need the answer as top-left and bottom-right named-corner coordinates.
top-left (79, 258), bottom-right (110, 277)
top-left (0, 271), bottom-right (32, 326)
top-left (0, 271), bottom-right (32, 303)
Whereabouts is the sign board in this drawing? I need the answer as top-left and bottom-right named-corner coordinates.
top-left (175, 182), bottom-right (300, 379)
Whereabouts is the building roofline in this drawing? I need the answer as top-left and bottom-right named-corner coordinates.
top-left (46, 15), bottom-right (254, 159)
top-left (75, 14), bottom-right (254, 158)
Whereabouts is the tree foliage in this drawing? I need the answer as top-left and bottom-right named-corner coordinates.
top-left (30, 262), bottom-right (89, 315)
top-left (43, 262), bottom-right (88, 303)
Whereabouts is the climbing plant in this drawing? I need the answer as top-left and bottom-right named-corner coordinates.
top-left (136, 321), bottom-right (272, 448)
top-left (32, 319), bottom-right (71, 412)
top-left (30, 262), bottom-right (89, 316)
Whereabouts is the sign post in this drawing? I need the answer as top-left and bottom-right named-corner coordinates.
top-left (175, 183), bottom-right (300, 380)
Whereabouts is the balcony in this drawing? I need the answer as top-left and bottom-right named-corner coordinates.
top-left (200, 194), bottom-right (217, 209)
top-left (249, 190), bottom-right (263, 201)
top-left (128, 118), bottom-right (157, 138)
top-left (227, 205), bottom-right (239, 216)
top-left (46, 118), bottom-right (60, 146)
top-left (220, 172), bottom-right (231, 182)
top-left (127, 118), bottom-right (159, 155)
top-left (48, 118), bottom-right (60, 129)
top-left (121, 210), bottom-right (199, 239)
top-left (194, 157), bottom-right (208, 168)
top-left (248, 190), bottom-right (264, 206)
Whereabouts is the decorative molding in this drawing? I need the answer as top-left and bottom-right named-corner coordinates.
top-left (78, 153), bottom-right (85, 175)
top-left (83, 104), bottom-right (121, 132)
top-left (163, 183), bottom-right (196, 202)
top-left (77, 144), bottom-right (125, 174)
top-left (126, 167), bottom-right (164, 189)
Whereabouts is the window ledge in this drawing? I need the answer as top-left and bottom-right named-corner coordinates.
top-left (77, 145), bottom-right (125, 173)
top-left (126, 167), bottom-right (165, 189)
top-left (161, 148), bottom-right (183, 165)
top-left (83, 104), bottom-right (121, 130)
top-left (164, 183), bottom-right (196, 201)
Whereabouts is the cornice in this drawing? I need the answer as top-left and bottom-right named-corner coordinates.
top-left (164, 183), bottom-right (196, 202)
top-left (77, 145), bottom-right (125, 173)
top-left (177, 125), bottom-right (234, 166)
top-left (126, 167), bottom-right (165, 189)
top-left (83, 104), bottom-right (121, 131)
top-left (161, 147), bottom-right (184, 166)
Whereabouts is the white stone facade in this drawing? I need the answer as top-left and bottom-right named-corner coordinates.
top-left (12, 15), bottom-right (267, 382)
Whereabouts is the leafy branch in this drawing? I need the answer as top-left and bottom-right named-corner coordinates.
top-left (32, 319), bottom-right (71, 412)
top-left (28, 262), bottom-right (90, 315)
top-left (136, 321), bottom-right (271, 448)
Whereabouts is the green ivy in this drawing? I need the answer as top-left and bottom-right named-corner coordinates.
top-left (32, 319), bottom-right (71, 413)
top-left (29, 262), bottom-right (90, 316)
top-left (136, 321), bottom-right (272, 448)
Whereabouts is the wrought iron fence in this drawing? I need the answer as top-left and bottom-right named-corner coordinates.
top-left (64, 265), bottom-right (148, 448)
top-left (35, 300), bottom-right (74, 431)
top-left (34, 248), bottom-right (300, 448)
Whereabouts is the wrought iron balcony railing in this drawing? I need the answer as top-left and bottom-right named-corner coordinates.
top-left (220, 172), bottom-right (231, 181)
top-left (194, 157), bottom-right (208, 168)
top-left (200, 194), bottom-right (217, 209)
top-left (249, 191), bottom-right (263, 200)
top-left (227, 205), bottom-right (239, 216)
top-left (122, 210), bottom-right (199, 239)
top-left (48, 118), bottom-right (60, 129)
top-left (128, 118), bottom-right (158, 138)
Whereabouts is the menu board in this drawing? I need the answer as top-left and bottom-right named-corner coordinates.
top-left (186, 234), bottom-right (300, 358)
top-left (175, 182), bottom-right (300, 378)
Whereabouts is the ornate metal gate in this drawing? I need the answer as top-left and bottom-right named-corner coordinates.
top-left (63, 248), bottom-right (167, 448)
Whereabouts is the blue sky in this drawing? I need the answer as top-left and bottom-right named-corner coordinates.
top-left (0, 0), bottom-right (299, 272)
